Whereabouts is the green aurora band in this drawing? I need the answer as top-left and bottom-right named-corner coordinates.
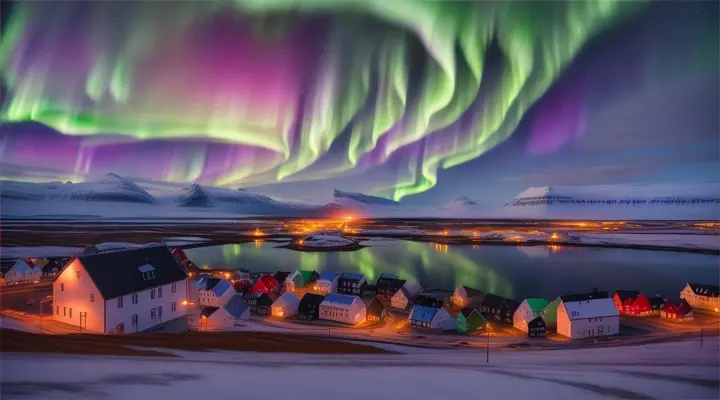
top-left (0, 1), bottom-right (638, 200)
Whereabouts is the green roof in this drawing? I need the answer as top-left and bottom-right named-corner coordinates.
top-left (298, 270), bottom-right (315, 285)
top-left (525, 298), bottom-right (550, 311)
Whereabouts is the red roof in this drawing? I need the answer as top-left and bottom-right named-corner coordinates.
top-left (249, 274), bottom-right (279, 295)
top-left (171, 248), bottom-right (188, 262)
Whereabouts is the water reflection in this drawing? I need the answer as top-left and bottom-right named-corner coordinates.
top-left (184, 240), bottom-right (718, 300)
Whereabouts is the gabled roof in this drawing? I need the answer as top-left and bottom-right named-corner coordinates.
top-left (299, 293), bottom-right (325, 309)
top-left (460, 307), bottom-right (481, 318)
top-left (74, 245), bottom-right (187, 300)
top-left (274, 292), bottom-right (301, 309)
top-left (563, 297), bottom-right (619, 320)
top-left (394, 286), bottom-right (413, 300)
top-left (688, 283), bottom-right (720, 298)
top-left (9, 259), bottom-right (34, 273)
top-left (224, 295), bottom-right (250, 318)
top-left (377, 277), bottom-right (406, 292)
top-left (462, 285), bottom-right (484, 297)
top-left (200, 307), bottom-right (221, 318)
top-left (409, 305), bottom-right (440, 323)
top-left (665, 298), bottom-right (692, 312)
top-left (504, 298), bottom-right (521, 314)
top-left (321, 293), bottom-right (359, 308)
top-left (560, 291), bottom-right (609, 303)
top-left (340, 272), bottom-right (364, 281)
top-left (245, 292), bottom-right (276, 304)
top-left (318, 271), bottom-right (338, 282)
top-left (647, 296), bottom-right (666, 308)
top-left (274, 271), bottom-right (291, 284)
top-left (615, 290), bottom-right (640, 302)
top-left (366, 297), bottom-right (385, 315)
top-left (298, 270), bottom-right (317, 285)
top-left (481, 293), bottom-right (506, 309)
top-left (204, 277), bottom-right (222, 291)
top-left (528, 316), bottom-right (546, 327)
top-left (378, 273), bottom-right (400, 280)
top-left (211, 280), bottom-right (233, 297)
top-left (524, 298), bottom-right (550, 311)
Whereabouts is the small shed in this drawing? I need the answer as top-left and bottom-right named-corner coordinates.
top-left (272, 292), bottom-right (301, 318)
top-left (199, 307), bottom-right (234, 331)
top-left (409, 305), bottom-right (456, 330)
top-left (319, 293), bottom-right (367, 325)
top-left (457, 308), bottom-right (485, 333)
top-left (527, 316), bottom-right (547, 338)
top-left (661, 298), bottom-right (694, 322)
top-left (245, 292), bottom-right (276, 315)
top-left (365, 297), bottom-right (387, 323)
top-left (248, 274), bottom-right (280, 295)
top-left (513, 298), bottom-right (549, 332)
top-left (315, 271), bottom-right (339, 294)
top-left (613, 290), bottom-right (640, 314)
top-left (452, 285), bottom-right (486, 308)
top-left (298, 293), bottom-right (326, 320)
top-left (224, 294), bottom-right (250, 321)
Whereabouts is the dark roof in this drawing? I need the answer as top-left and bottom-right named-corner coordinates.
top-left (504, 298), bottom-right (521, 313)
top-left (340, 272), bottom-right (364, 281)
top-left (615, 290), bottom-right (640, 301)
top-left (481, 293), bottom-right (506, 309)
top-left (418, 289), bottom-right (453, 298)
top-left (366, 297), bottom-right (385, 316)
top-left (560, 291), bottom-right (609, 303)
top-left (377, 277), bottom-right (406, 292)
top-left (462, 285), bottom-right (484, 297)
top-left (245, 292), bottom-right (276, 305)
top-left (75, 245), bottom-right (187, 300)
top-left (528, 316), bottom-right (546, 327)
top-left (204, 277), bottom-right (222, 291)
top-left (299, 293), bottom-right (326, 309)
top-left (224, 295), bottom-right (250, 318)
top-left (647, 296), bottom-right (666, 308)
top-left (666, 298), bottom-right (692, 311)
top-left (42, 258), bottom-right (67, 273)
top-left (688, 283), bottom-right (720, 298)
top-left (274, 271), bottom-right (291, 284)
top-left (200, 307), bottom-right (220, 318)
top-left (460, 307), bottom-right (480, 318)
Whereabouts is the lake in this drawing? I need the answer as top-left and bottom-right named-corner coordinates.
top-left (184, 239), bottom-right (719, 300)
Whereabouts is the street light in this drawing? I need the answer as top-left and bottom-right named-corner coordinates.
top-left (486, 323), bottom-right (491, 363)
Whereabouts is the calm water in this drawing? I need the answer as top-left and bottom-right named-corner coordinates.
top-left (184, 239), bottom-right (719, 300)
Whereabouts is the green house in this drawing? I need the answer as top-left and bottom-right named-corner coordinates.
top-left (457, 308), bottom-right (486, 333)
top-left (542, 297), bottom-right (562, 328)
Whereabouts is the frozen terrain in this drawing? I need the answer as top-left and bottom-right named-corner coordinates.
top-left (1, 338), bottom-right (718, 399)
top-left (1, 174), bottom-right (718, 221)
top-left (296, 233), bottom-right (358, 248)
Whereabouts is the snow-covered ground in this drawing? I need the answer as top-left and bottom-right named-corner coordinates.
top-left (1, 239), bottom-right (208, 259)
top-left (1, 338), bottom-right (717, 399)
top-left (297, 233), bottom-right (358, 248)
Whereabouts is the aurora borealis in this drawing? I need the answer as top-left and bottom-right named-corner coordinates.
top-left (0, 1), bottom-right (643, 200)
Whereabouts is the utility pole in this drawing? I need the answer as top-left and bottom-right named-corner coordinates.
top-left (486, 325), bottom-right (490, 363)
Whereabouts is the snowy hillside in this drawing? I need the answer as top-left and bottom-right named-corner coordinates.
top-left (330, 189), bottom-right (399, 206)
top-left (501, 182), bottom-right (720, 220)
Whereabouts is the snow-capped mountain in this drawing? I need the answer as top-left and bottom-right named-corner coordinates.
top-left (330, 189), bottom-right (399, 206)
top-left (444, 196), bottom-right (477, 206)
top-left (174, 183), bottom-right (317, 215)
top-left (0, 173), bottom-right (156, 204)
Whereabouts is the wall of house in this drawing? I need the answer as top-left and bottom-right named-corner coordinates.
top-left (202, 309), bottom-right (234, 331)
top-left (512, 304), bottom-right (535, 332)
top-left (431, 309), bottom-right (456, 330)
top-left (391, 292), bottom-right (408, 310)
top-left (105, 279), bottom-right (188, 333)
top-left (681, 286), bottom-right (719, 311)
top-left (53, 259), bottom-right (105, 332)
top-left (556, 303), bottom-right (619, 339)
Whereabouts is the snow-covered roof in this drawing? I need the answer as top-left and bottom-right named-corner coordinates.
top-left (409, 305), bottom-right (440, 323)
top-left (321, 293), bottom-right (359, 308)
top-left (562, 298), bottom-right (619, 320)
top-left (223, 295), bottom-right (250, 318)
top-left (10, 260), bottom-right (34, 273)
top-left (340, 272), bottom-right (364, 281)
top-left (211, 280), bottom-right (233, 297)
top-left (273, 292), bottom-right (300, 309)
top-left (318, 271), bottom-right (338, 282)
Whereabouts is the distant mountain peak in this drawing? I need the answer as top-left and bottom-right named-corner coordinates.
top-left (449, 196), bottom-right (477, 205)
top-left (332, 189), bottom-right (398, 205)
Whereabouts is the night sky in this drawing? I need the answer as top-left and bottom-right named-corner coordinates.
top-left (0, 1), bottom-right (717, 205)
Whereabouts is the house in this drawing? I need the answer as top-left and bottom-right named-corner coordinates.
top-left (390, 287), bottom-right (415, 311)
top-left (248, 274), bottom-right (280, 295)
top-left (231, 269), bottom-right (252, 289)
top-left (647, 296), bottom-right (666, 314)
top-left (4, 259), bottom-right (43, 284)
top-left (319, 293), bottom-right (366, 325)
top-left (52, 245), bottom-right (188, 333)
top-left (409, 305), bottom-right (456, 330)
top-left (661, 298), bottom-right (694, 321)
top-left (680, 283), bottom-right (720, 312)
top-left (376, 275), bottom-right (407, 300)
top-left (543, 291), bottom-right (609, 330)
top-left (272, 292), bottom-right (301, 318)
top-left (414, 290), bottom-right (453, 309)
top-left (361, 285), bottom-right (378, 298)
top-left (627, 293), bottom-right (654, 316)
top-left (199, 307), bottom-right (234, 331)
top-left (223, 294), bottom-right (250, 321)
top-left (285, 270), bottom-right (319, 293)
top-left (365, 297), bottom-right (387, 323)
top-left (244, 292), bottom-right (276, 315)
top-left (41, 259), bottom-right (67, 277)
top-left (314, 271), bottom-right (339, 294)
top-left (274, 271), bottom-right (291, 287)
top-left (557, 297), bottom-right (619, 339)
top-left (452, 285), bottom-right (486, 308)
top-left (513, 298), bottom-right (550, 332)
top-left (457, 308), bottom-right (485, 333)
top-left (198, 278), bottom-right (235, 307)
top-left (613, 290), bottom-right (640, 314)
top-left (298, 293), bottom-right (325, 320)
top-left (502, 299), bottom-right (521, 326)
top-left (527, 316), bottom-right (547, 338)
top-left (337, 273), bottom-right (367, 296)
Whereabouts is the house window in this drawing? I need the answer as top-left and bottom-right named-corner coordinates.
top-left (158, 287), bottom-right (162, 298)
top-left (76, 271), bottom-right (80, 279)
top-left (63, 307), bottom-right (66, 316)
top-left (172, 283), bottom-right (177, 293)
top-left (171, 302), bottom-right (177, 312)
top-left (118, 297), bottom-right (124, 308)
top-left (132, 314), bottom-right (138, 326)
top-left (69, 308), bottom-right (72, 319)
top-left (132, 293), bottom-right (138, 304)
top-left (60, 283), bottom-right (64, 291)
top-left (151, 289), bottom-right (156, 300)
top-left (90, 294), bottom-right (95, 303)
top-left (158, 306), bottom-right (163, 318)
top-left (56, 306), bottom-right (59, 315)
top-left (142, 271), bottom-right (155, 280)
top-left (151, 308), bottom-right (157, 319)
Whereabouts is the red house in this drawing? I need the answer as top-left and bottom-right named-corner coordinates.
top-left (248, 274), bottom-right (279, 295)
top-left (661, 299), bottom-right (693, 322)
top-left (628, 294), bottom-right (653, 316)
top-left (613, 290), bottom-right (639, 314)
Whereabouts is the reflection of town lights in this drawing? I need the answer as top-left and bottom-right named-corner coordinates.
top-left (550, 232), bottom-right (559, 240)
top-left (345, 216), bottom-right (353, 221)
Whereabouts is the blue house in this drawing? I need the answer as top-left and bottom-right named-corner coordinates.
top-left (409, 305), bottom-right (456, 330)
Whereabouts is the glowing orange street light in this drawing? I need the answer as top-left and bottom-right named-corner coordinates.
top-left (345, 216), bottom-right (353, 221)
top-left (182, 300), bottom-right (188, 306)
top-left (298, 240), bottom-right (305, 245)
top-left (224, 272), bottom-right (230, 279)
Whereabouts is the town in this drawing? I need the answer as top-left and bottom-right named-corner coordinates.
top-left (1, 243), bottom-right (717, 349)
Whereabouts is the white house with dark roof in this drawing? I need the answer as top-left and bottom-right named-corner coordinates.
top-left (319, 293), bottom-right (366, 324)
top-left (223, 294), bottom-right (250, 321)
top-left (199, 306), bottom-right (234, 331)
top-left (197, 277), bottom-right (235, 307)
top-left (680, 283), bottom-right (720, 312)
top-left (409, 305), bottom-right (456, 330)
top-left (557, 296), bottom-right (619, 340)
top-left (52, 244), bottom-right (188, 334)
top-left (4, 259), bottom-right (43, 284)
